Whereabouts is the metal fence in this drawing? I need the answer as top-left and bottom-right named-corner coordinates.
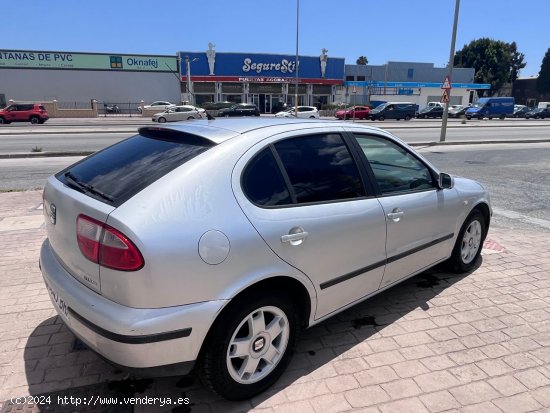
top-left (96, 102), bottom-right (143, 117)
top-left (57, 101), bottom-right (95, 110)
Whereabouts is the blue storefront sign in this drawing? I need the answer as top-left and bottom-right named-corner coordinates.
top-left (179, 51), bottom-right (344, 83)
top-left (345, 80), bottom-right (491, 89)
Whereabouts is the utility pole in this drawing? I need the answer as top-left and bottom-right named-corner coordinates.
top-left (440, 0), bottom-right (461, 142)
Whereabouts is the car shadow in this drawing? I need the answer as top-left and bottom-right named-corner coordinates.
top-left (20, 258), bottom-right (482, 411)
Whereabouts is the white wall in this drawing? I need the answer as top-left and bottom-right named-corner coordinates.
top-left (0, 69), bottom-right (181, 104)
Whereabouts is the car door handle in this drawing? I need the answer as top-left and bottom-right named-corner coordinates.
top-left (387, 208), bottom-right (404, 222)
top-left (281, 232), bottom-right (309, 243)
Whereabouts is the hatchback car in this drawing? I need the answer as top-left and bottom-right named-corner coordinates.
top-left (335, 106), bottom-right (371, 120)
top-left (217, 103), bottom-right (260, 117)
top-left (152, 105), bottom-right (206, 123)
top-left (508, 105), bottom-right (531, 118)
top-left (40, 119), bottom-right (491, 400)
top-left (0, 103), bottom-right (49, 124)
top-left (275, 106), bottom-right (320, 118)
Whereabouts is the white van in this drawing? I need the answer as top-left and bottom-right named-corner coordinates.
top-left (538, 102), bottom-right (550, 109)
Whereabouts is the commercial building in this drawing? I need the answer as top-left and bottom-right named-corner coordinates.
top-left (0, 49), bottom-right (180, 109)
top-left (179, 47), bottom-right (344, 113)
top-left (342, 61), bottom-right (490, 109)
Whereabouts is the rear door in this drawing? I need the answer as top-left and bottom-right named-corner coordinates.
top-left (234, 127), bottom-right (387, 319)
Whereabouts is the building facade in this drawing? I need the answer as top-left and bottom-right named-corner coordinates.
top-left (341, 62), bottom-right (490, 108)
top-left (0, 50), bottom-right (181, 108)
top-left (179, 47), bottom-right (344, 113)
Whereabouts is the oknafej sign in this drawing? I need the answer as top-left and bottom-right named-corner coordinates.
top-left (0, 50), bottom-right (178, 72)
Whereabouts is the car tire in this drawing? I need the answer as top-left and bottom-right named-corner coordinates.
top-left (198, 291), bottom-right (300, 401)
top-left (446, 209), bottom-right (486, 273)
top-left (30, 116), bottom-right (40, 125)
top-left (499, 114), bottom-right (505, 120)
top-left (0, 117), bottom-right (6, 125)
top-left (158, 117), bottom-right (166, 123)
top-left (309, 116), bottom-right (316, 119)
top-left (405, 115), bottom-right (412, 121)
top-left (466, 116), bottom-right (471, 120)
top-left (188, 116), bottom-right (194, 120)
top-left (378, 116), bottom-right (385, 121)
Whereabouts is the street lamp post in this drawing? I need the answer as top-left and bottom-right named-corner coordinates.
top-left (185, 56), bottom-right (199, 105)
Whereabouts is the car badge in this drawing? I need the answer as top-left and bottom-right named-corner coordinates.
top-left (49, 203), bottom-right (56, 225)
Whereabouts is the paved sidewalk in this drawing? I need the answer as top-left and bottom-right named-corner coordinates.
top-left (0, 190), bottom-right (549, 412)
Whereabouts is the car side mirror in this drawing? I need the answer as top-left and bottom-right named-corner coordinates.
top-left (438, 173), bottom-right (454, 189)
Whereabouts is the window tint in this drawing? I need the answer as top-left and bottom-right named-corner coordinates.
top-left (56, 132), bottom-right (213, 206)
top-left (353, 134), bottom-right (435, 195)
top-left (242, 148), bottom-right (292, 206)
top-left (275, 134), bottom-right (364, 204)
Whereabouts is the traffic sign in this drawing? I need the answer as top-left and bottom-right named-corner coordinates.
top-left (441, 75), bottom-right (451, 90)
top-left (440, 89), bottom-right (450, 103)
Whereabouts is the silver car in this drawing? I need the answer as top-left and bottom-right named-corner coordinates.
top-left (40, 119), bottom-right (491, 400)
top-left (151, 105), bottom-right (206, 123)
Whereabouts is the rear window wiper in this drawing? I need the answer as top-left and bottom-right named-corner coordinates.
top-left (64, 172), bottom-right (114, 203)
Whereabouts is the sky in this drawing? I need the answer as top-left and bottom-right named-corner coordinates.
top-left (2, 0), bottom-right (549, 79)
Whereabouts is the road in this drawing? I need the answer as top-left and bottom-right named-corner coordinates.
top-left (1, 121), bottom-right (550, 154)
top-left (1, 142), bottom-right (549, 233)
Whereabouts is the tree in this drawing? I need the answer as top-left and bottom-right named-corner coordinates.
top-left (454, 38), bottom-right (527, 92)
top-left (356, 56), bottom-right (368, 65)
top-left (537, 48), bottom-right (550, 94)
top-left (509, 42), bottom-right (526, 83)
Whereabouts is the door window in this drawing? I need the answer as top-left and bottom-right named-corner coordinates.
top-left (353, 134), bottom-right (435, 195)
top-left (275, 134), bottom-right (364, 204)
top-left (242, 134), bottom-right (365, 207)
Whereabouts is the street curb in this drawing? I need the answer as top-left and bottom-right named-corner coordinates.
top-left (2, 139), bottom-right (550, 159)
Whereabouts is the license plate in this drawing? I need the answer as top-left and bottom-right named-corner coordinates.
top-left (45, 281), bottom-right (70, 319)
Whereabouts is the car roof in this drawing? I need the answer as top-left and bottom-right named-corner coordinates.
top-left (138, 118), bottom-right (387, 145)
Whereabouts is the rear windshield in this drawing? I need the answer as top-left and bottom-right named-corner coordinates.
top-left (56, 130), bottom-right (213, 207)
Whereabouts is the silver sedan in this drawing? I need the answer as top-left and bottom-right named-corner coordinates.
top-left (40, 118), bottom-right (491, 400)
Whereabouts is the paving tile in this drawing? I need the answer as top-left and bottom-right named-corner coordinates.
top-left (488, 375), bottom-right (528, 396)
top-left (413, 371), bottom-right (461, 393)
top-left (345, 385), bottom-right (390, 408)
top-left (492, 393), bottom-right (544, 413)
top-left (419, 390), bottom-right (460, 412)
top-left (448, 381), bottom-right (500, 405)
top-left (514, 369), bottom-right (550, 389)
top-left (378, 397), bottom-right (429, 413)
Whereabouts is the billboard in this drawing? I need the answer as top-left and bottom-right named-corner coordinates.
top-left (180, 51), bottom-right (344, 83)
top-left (0, 50), bottom-right (178, 72)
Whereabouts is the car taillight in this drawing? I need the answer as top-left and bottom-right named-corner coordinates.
top-left (76, 214), bottom-right (144, 271)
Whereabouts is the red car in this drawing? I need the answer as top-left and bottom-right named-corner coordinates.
top-left (335, 106), bottom-right (371, 120)
top-left (0, 103), bottom-right (49, 124)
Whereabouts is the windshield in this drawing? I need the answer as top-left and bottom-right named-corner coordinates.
top-left (373, 103), bottom-right (387, 111)
top-left (471, 102), bottom-right (485, 109)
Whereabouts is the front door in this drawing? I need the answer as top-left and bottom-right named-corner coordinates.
top-left (349, 132), bottom-right (462, 288)
top-left (233, 128), bottom-right (387, 319)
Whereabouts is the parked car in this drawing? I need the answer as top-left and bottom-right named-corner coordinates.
top-left (465, 97), bottom-right (514, 120)
top-left (369, 102), bottom-right (416, 121)
top-left (448, 105), bottom-right (467, 118)
top-left (138, 101), bottom-right (175, 113)
top-left (152, 105), bottom-right (206, 123)
top-left (335, 106), bottom-right (371, 120)
top-left (524, 107), bottom-right (550, 119)
top-left (275, 106), bottom-right (320, 118)
top-left (217, 103), bottom-right (260, 117)
top-left (427, 102), bottom-right (445, 108)
top-left (508, 105), bottom-right (531, 118)
top-left (416, 106), bottom-right (444, 119)
top-left (0, 103), bottom-right (49, 124)
top-left (40, 118), bottom-right (491, 400)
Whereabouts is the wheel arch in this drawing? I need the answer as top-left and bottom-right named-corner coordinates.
top-left (472, 202), bottom-right (491, 238)
top-left (196, 275), bottom-right (314, 364)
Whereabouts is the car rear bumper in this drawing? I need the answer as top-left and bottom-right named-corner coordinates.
top-left (39, 239), bottom-right (226, 371)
